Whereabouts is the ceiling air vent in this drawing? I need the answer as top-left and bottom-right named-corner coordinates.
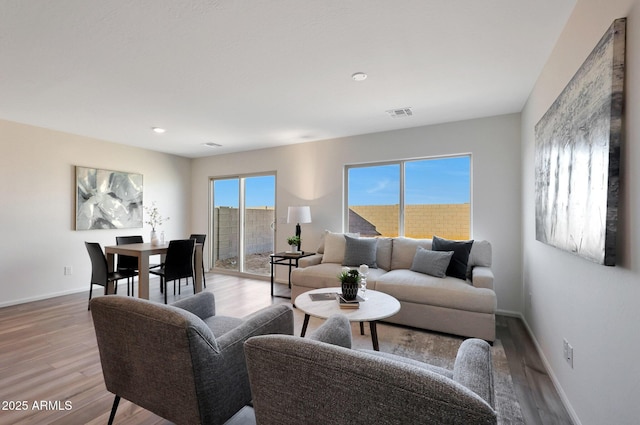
top-left (386, 107), bottom-right (413, 118)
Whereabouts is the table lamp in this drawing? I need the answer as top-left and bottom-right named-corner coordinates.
top-left (287, 206), bottom-right (312, 252)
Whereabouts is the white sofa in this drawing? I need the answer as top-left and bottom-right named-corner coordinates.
top-left (290, 233), bottom-right (497, 341)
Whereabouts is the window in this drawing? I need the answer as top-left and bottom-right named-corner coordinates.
top-left (346, 155), bottom-right (471, 239)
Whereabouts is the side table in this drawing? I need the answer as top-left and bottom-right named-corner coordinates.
top-left (270, 251), bottom-right (315, 298)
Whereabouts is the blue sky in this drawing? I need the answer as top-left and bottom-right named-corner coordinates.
top-left (348, 156), bottom-right (470, 206)
top-left (213, 157), bottom-right (470, 208)
top-left (214, 175), bottom-right (275, 208)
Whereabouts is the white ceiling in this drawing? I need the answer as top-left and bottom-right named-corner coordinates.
top-left (0, 0), bottom-right (576, 158)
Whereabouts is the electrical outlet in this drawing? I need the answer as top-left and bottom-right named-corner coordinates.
top-left (563, 338), bottom-right (574, 368)
top-left (64, 266), bottom-right (73, 276)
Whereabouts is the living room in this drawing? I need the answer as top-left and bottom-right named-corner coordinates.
top-left (1, 1), bottom-right (639, 424)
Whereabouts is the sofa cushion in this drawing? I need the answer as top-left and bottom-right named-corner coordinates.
top-left (375, 269), bottom-right (496, 314)
top-left (322, 232), bottom-right (347, 263)
top-left (343, 235), bottom-right (377, 267)
top-left (432, 236), bottom-right (473, 280)
top-left (390, 237), bottom-right (433, 270)
top-left (467, 240), bottom-right (492, 278)
top-left (375, 237), bottom-right (393, 271)
top-left (410, 247), bottom-right (453, 278)
top-left (317, 230), bottom-right (358, 254)
top-left (321, 231), bottom-right (360, 263)
top-left (291, 262), bottom-right (386, 290)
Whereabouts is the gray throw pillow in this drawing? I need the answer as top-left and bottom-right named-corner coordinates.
top-left (410, 246), bottom-right (454, 278)
top-left (342, 235), bottom-right (378, 267)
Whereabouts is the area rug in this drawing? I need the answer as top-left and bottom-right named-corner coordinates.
top-left (292, 313), bottom-right (525, 425)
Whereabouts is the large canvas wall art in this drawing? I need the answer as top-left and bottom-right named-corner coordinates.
top-left (534, 18), bottom-right (625, 266)
top-left (75, 166), bottom-right (143, 230)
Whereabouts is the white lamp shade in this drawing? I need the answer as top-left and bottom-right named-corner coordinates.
top-left (287, 206), bottom-right (312, 224)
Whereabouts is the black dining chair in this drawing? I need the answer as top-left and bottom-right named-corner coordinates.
top-left (85, 242), bottom-right (138, 310)
top-left (190, 234), bottom-right (207, 288)
top-left (149, 239), bottom-right (196, 304)
top-left (115, 235), bottom-right (143, 296)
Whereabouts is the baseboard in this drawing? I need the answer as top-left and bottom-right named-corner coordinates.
top-left (0, 273), bottom-right (274, 309)
top-left (517, 315), bottom-right (582, 425)
top-left (0, 286), bottom-right (88, 308)
top-left (204, 268), bottom-right (270, 282)
top-left (495, 308), bottom-right (522, 317)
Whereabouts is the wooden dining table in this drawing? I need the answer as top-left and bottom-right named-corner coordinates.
top-left (105, 242), bottom-right (203, 299)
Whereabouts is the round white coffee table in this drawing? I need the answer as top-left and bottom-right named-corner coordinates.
top-left (294, 287), bottom-right (401, 351)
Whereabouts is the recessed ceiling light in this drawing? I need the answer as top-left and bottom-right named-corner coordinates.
top-left (351, 72), bottom-right (367, 81)
top-left (203, 142), bottom-right (222, 148)
top-left (152, 127), bottom-right (166, 134)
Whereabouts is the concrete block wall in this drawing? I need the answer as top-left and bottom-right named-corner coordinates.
top-left (213, 207), bottom-right (274, 260)
top-left (213, 207), bottom-right (239, 260)
top-left (350, 204), bottom-right (470, 240)
top-left (214, 204), bottom-right (469, 261)
top-left (244, 207), bottom-right (275, 254)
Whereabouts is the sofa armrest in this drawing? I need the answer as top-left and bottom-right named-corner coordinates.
top-left (308, 314), bottom-right (352, 348)
top-left (471, 266), bottom-right (494, 290)
top-left (453, 338), bottom-right (495, 408)
top-left (171, 291), bottom-right (216, 319)
top-left (298, 253), bottom-right (323, 268)
top-left (217, 304), bottom-right (294, 350)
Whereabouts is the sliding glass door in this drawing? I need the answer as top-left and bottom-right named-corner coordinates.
top-left (211, 174), bottom-right (275, 276)
top-left (212, 178), bottom-right (240, 272)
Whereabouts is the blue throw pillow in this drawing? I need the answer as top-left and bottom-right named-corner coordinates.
top-left (410, 247), bottom-right (454, 278)
top-left (432, 236), bottom-right (474, 280)
top-left (342, 235), bottom-right (378, 267)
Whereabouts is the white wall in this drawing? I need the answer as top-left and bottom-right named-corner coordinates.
top-left (0, 119), bottom-right (192, 307)
top-left (192, 114), bottom-right (523, 312)
top-left (521, 1), bottom-right (640, 424)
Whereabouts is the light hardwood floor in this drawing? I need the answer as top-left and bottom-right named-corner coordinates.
top-left (0, 274), bottom-right (573, 425)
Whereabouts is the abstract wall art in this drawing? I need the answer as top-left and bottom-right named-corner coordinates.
top-left (75, 166), bottom-right (143, 230)
top-left (534, 18), bottom-right (625, 266)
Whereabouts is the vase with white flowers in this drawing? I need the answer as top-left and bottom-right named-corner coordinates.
top-left (144, 202), bottom-right (169, 245)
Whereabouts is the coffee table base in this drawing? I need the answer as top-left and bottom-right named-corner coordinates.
top-left (300, 314), bottom-right (381, 351)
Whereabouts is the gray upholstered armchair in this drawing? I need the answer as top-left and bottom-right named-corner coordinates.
top-left (244, 315), bottom-right (496, 425)
top-left (90, 292), bottom-right (293, 425)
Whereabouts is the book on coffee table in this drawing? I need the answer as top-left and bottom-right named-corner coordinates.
top-left (309, 292), bottom-right (338, 301)
top-left (337, 294), bottom-right (363, 309)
